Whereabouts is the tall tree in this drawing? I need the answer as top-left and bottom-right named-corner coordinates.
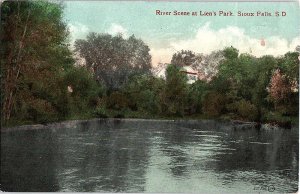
top-left (1, 1), bottom-right (74, 123)
top-left (74, 33), bottom-right (152, 90)
top-left (268, 69), bottom-right (291, 107)
top-left (171, 50), bottom-right (196, 67)
top-left (160, 64), bottom-right (188, 116)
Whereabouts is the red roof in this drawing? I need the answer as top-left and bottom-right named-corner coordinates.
top-left (180, 71), bottom-right (197, 75)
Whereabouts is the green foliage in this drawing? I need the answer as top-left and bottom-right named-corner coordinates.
top-left (217, 51), bottom-right (256, 100)
top-left (227, 99), bottom-right (258, 121)
top-left (74, 33), bottom-right (152, 90)
top-left (1, 3), bottom-right (297, 127)
top-left (187, 80), bottom-right (207, 114)
top-left (123, 74), bottom-right (163, 114)
top-left (264, 111), bottom-right (297, 126)
top-left (64, 66), bottom-right (104, 115)
top-left (1, 0), bottom-right (74, 124)
top-left (278, 52), bottom-right (299, 81)
top-left (106, 91), bottom-right (129, 110)
top-left (93, 106), bottom-right (108, 118)
top-left (275, 52), bottom-right (299, 117)
top-left (160, 65), bottom-right (188, 116)
top-left (251, 55), bottom-right (277, 111)
top-left (215, 48), bottom-right (282, 122)
top-left (171, 50), bottom-right (196, 66)
top-left (202, 91), bottom-right (226, 117)
top-left (223, 47), bottom-right (239, 59)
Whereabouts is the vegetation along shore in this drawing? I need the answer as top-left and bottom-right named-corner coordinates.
top-left (1, 1), bottom-right (299, 129)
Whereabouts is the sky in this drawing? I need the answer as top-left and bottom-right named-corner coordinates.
top-left (63, 1), bottom-right (300, 65)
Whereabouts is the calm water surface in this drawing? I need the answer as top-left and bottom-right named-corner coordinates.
top-left (1, 120), bottom-right (298, 193)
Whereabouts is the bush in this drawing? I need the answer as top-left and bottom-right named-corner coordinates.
top-left (64, 66), bottom-right (104, 114)
top-left (137, 90), bottom-right (160, 113)
top-left (161, 64), bottom-right (188, 116)
top-left (94, 106), bottom-right (108, 118)
top-left (123, 75), bottom-right (164, 114)
top-left (27, 98), bottom-right (59, 123)
top-left (186, 80), bottom-right (207, 114)
top-left (106, 91), bottom-right (129, 110)
top-left (264, 111), bottom-right (294, 128)
top-left (202, 91), bottom-right (226, 117)
top-left (237, 100), bottom-right (258, 121)
top-left (227, 99), bottom-right (258, 121)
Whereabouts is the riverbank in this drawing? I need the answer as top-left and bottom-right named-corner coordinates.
top-left (1, 117), bottom-right (298, 133)
top-left (0, 118), bottom-right (223, 132)
top-left (2, 108), bottom-right (298, 132)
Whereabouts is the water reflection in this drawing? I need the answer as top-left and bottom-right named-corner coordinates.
top-left (55, 127), bottom-right (151, 192)
top-left (1, 130), bottom-right (59, 191)
top-left (1, 120), bottom-right (298, 193)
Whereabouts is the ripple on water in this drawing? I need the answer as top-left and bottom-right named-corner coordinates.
top-left (249, 142), bottom-right (272, 145)
top-left (193, 134), bottom-right (221, 138)
top-left (1, 121), bottom-right (298, 193)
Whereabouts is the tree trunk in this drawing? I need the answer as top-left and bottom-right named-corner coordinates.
top-left (2, 6), bottom-right (31, 123)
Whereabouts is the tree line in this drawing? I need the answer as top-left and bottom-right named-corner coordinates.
top-left (1, 1), bottom-right (298, 127)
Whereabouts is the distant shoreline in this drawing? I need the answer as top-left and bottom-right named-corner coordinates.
top-left (1, 117), bottom-right (296, 133)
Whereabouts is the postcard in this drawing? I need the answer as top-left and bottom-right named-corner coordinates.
top-left (1, 0), bottom-right (299, 193)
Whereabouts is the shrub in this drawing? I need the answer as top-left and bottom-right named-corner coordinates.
top-left (202, 91), bottom-right (226, 117)
top-left (64, 66), bottom-right (104, 114)
top-left (94, 106), bottom-right (108, 118)
top-left (237, 100), bottom-right (258, 121)
top-left (27, 98), bottom-right (58, 123)
top-left (187, 80), bottom-right (207, 114)
top-left (161, 64), bottom-right (188, 116)
top-left (106, 91), bottom-right (128, 110)
top-left (123, 75), bottom-right (164, 114)
top-left (227, 99), bottom-right (258, 121)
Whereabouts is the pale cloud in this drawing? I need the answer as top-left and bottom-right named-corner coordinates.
top-left (150, 22), bottom-right (300, 66)
top-left (68, 22), bottom-right (89, 44)
top-left (107, 23), bottom-right (128, 38)
top-left (150, 47), bottom-right (175, 67)
top-left (68, 22), bottom-right (129, 44)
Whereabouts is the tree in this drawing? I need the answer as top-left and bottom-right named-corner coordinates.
top-left (202, 91), bottom-right (226, 117)
top-left (187, 80), bottom-right (207, 114)
top-left (246, 55), bottom-right (277, 121)
top-left (278, 52), bottom-right (299, 84)
top-left (211, 47), bottom-right (277, 120)
top-left (171, 50), bottom-right (196, 67)
top-left (213, 47), bottom-right (242, 110)
top-left (223, 46), bottom-right (239, 60)
top-left (191, 51), bottom-right (224, 81)
top-left (160, 64), bottom-right (188, 116)
top-left (274, 52), bottom-right (299, 115)
top-left (1, 1), bottom-right (74, 123)
top-left (269, 69), bottom-right (291, 104)
top-left (64, 66), bottom-right (104, 115)
top-left (123, 74), bottom-right (164, 114)
top-left (74, 33), bottom-right (152, 90)
top-left (268, 68), bottom-right (298, 115)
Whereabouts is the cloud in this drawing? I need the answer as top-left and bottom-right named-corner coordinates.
top-left (150, 47), bottom-right (175, 66)
top-left (107, 23), bottom-right (128, 38)
top-left (68, 22), bottom-right (89, 44)
top-left (150, 22), bottom-right (300, 66)
top-left (68, 22), bottom-right (129, 44)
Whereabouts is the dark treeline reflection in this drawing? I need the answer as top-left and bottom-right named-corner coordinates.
top-left (1, 130), bottom-right (59, 191)
top-left (54, 123), bottom-right (151, 192)
top-left (212, 129), bottom-right (298, 191)
top-left (214, 129), bottom-right (298, 171)
top-left (1, 120), bottom-right (298, 192)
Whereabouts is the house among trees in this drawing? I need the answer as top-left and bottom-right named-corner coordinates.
top-left (153, 62), bottom-right (210, 84)
top-left (180, 66), bottom-right (199, 84)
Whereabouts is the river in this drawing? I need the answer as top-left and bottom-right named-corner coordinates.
top-left (1, 119), bottom-right (298, 193)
